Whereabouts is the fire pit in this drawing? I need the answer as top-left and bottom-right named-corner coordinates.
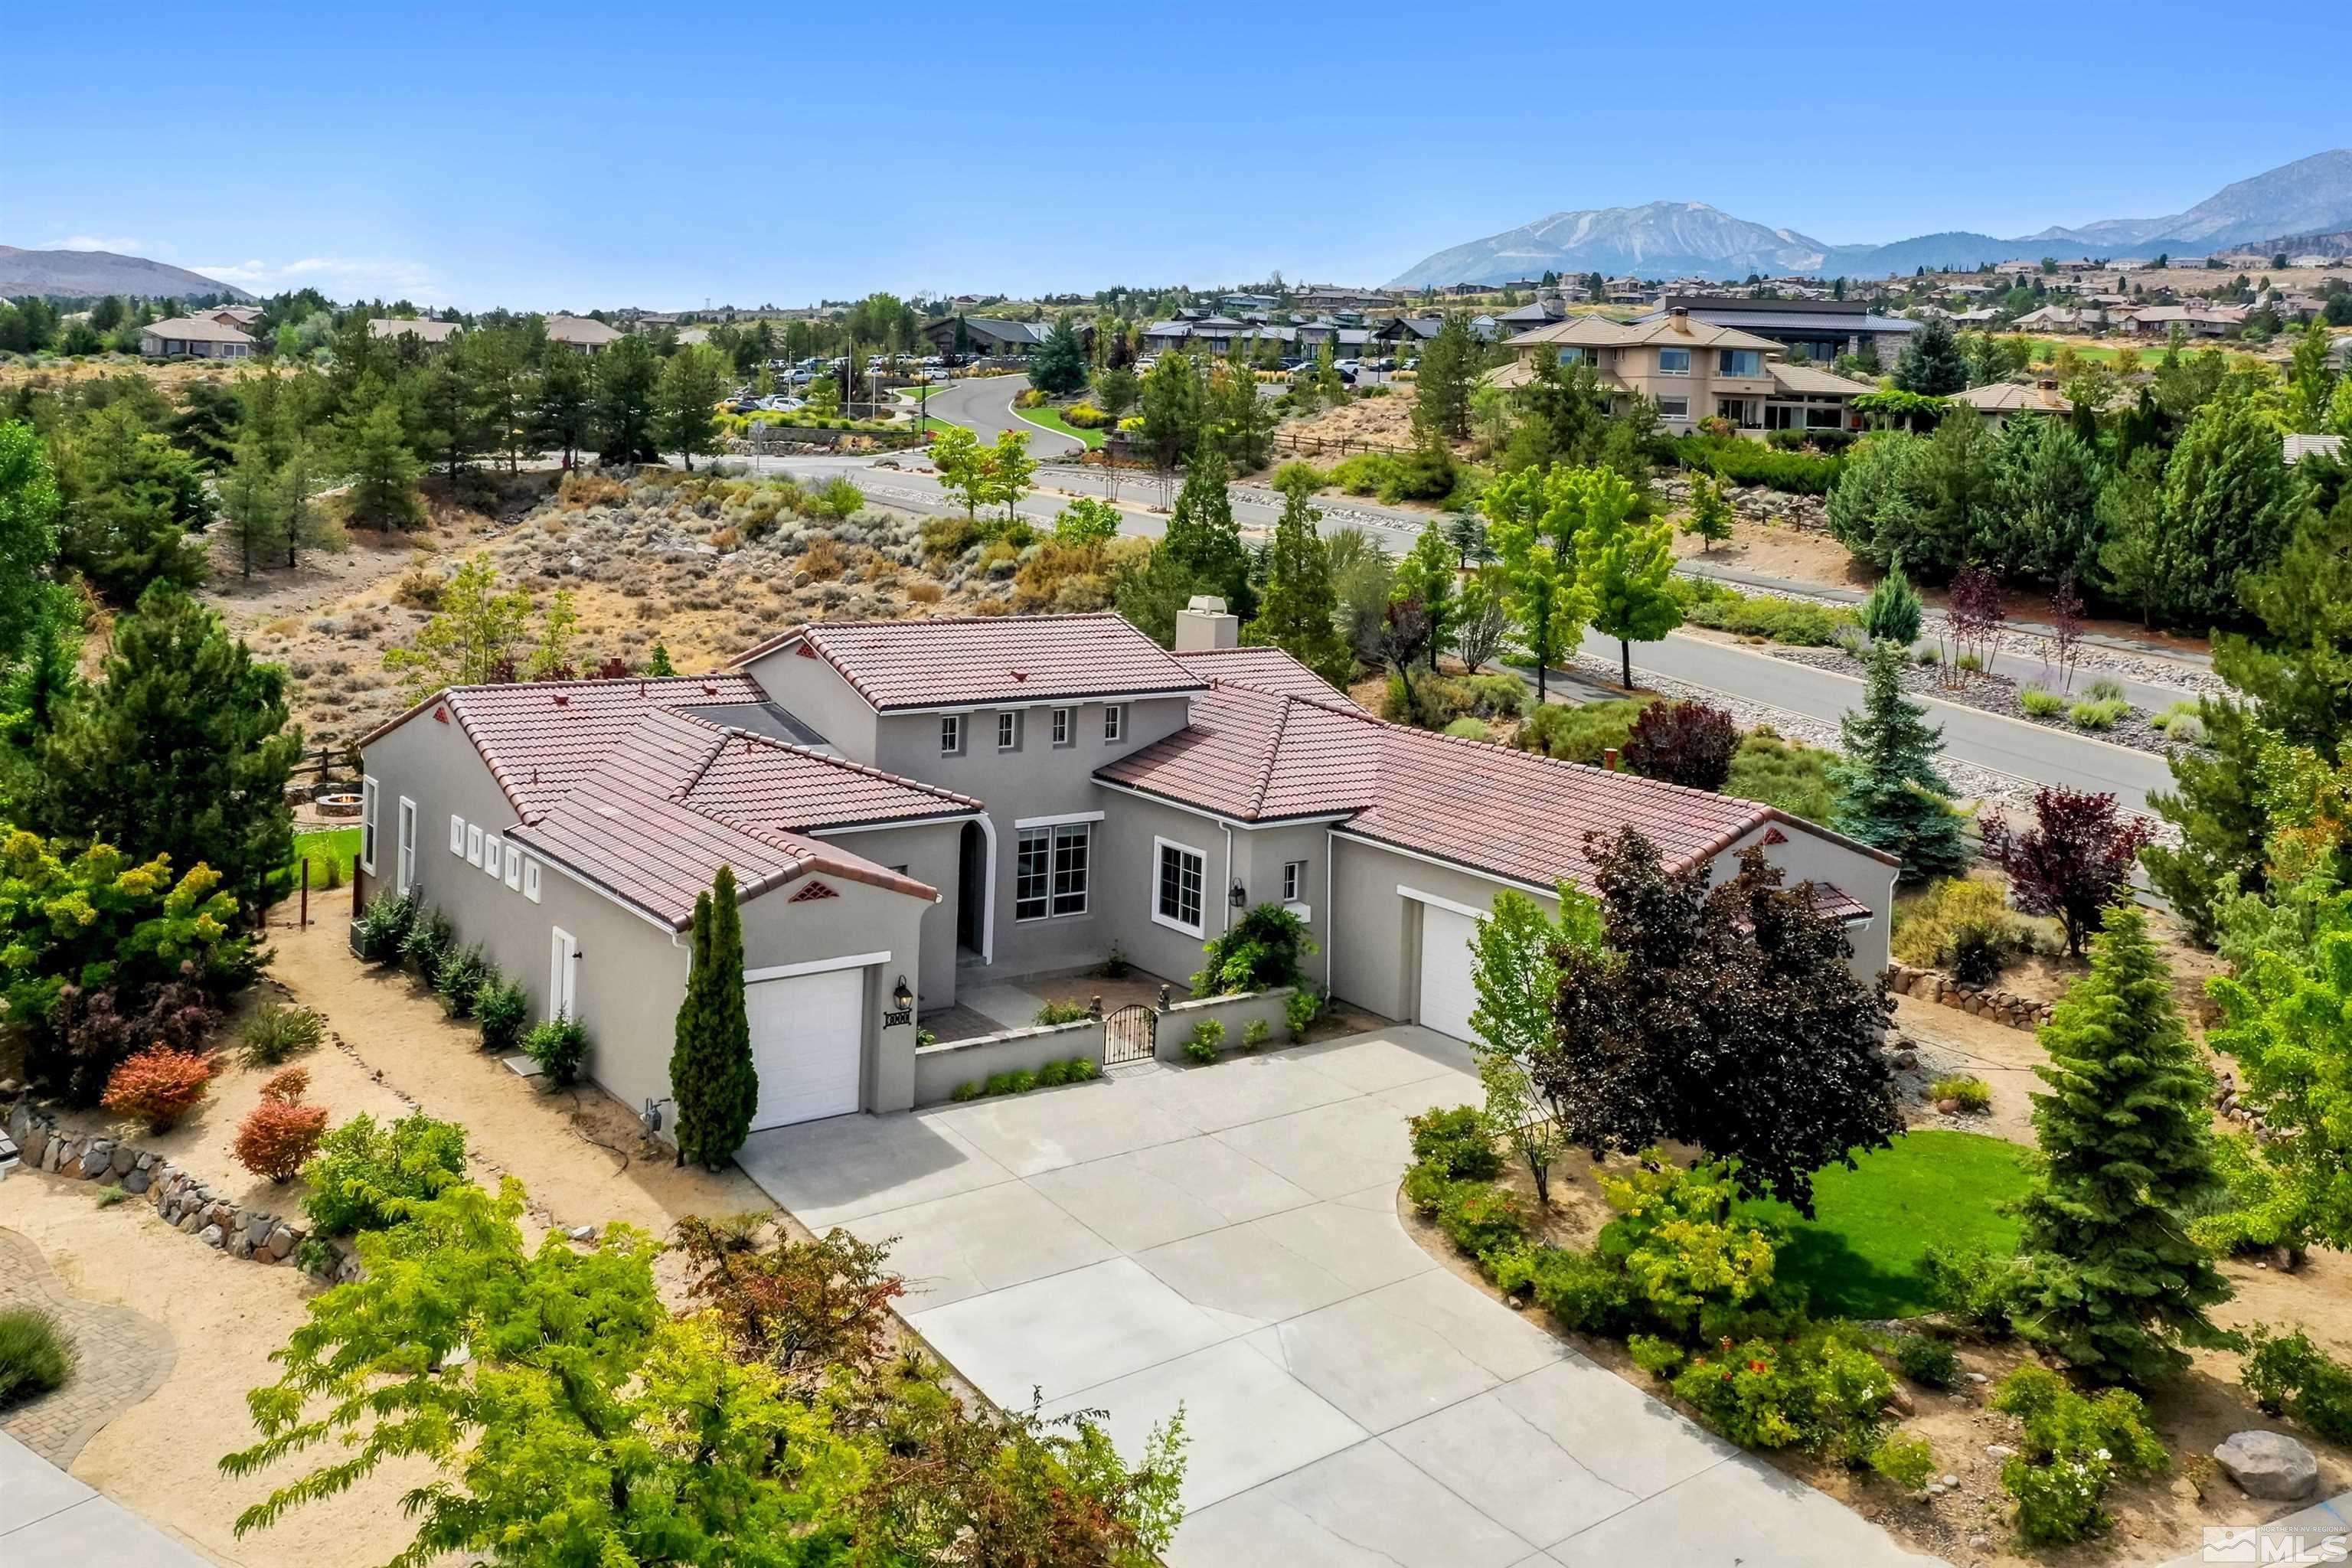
top-left (315, 791), bottom-right (363, 818)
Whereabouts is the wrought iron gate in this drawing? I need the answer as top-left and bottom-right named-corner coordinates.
top-left (1103, 1003), bottom-right (1158, 1067)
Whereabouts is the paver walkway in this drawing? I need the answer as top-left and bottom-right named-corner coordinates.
top-left (0, 1225), bottom-right (175, 1465)
top-left (739, 1026), bottom-right (1943, 1566)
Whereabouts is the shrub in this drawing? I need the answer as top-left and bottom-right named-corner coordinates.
top-left (475, 977), bottom-right (529, 1055)
top-left (1891, 877), bottom-right (2023, 981)
top-left (1409, 1105), bottom-right (1504, 1181)
top-left (2162, 711), bottom-right (2205, 743)
top-left (235, 1096), bottom-right (332, 1183)
top-left (1670, 436), bottom-right (1845, 495)
top-left (1921, 1242), bottom-right (2029, 1338)
top-left (1491, 1243), bottom-right (1637, 1334)
top-left (353, 890), bottom-right (416, 963)
top-left (1956, 650), bottom-right (1984, 673)
top-left (1515, 698), bottom-right (1649, 763)
top-left (523, 1015), bottom-right (589, 1086)
top-left (1243, 1018), bottom-right (1270, 1052)
top-left (1464, 673), bottom-right (1527, 717)
top-left (1004, 1070), bottom-right (1039, 1093)
top-left (1437, 1184), bottom-right (1530, 1259)
top-left (1870, 1431), bottom-right (1938, 1491)
top-left (1929, 1074), bottom-right (1991, 1112)
top-left (100, 1045), bottom-right (216, 1132)
top-left (2241, 1326), bottom-right (2352, 1445)
top-left (1036, 1059), bottom-right (1072, 1087)
top-left (2019, 684), bottom-right (2067, 718)
top-left (1891, 1333), bottom-right (1959, 1390)
top-left (435, 946), bottom-right (490, 1018)
top-left (1384, 672), bottom-right (1473, 727)
top-left (1680, 586), bottom-right (1851, 647)
top-left (2083, 676), bottom-right (2125, 702)
top-left (1285, 988), bottom-right (1324, 1041)
top-left (1992, 1364), bottom-right (2167, 1544)
top-left (1184, 1019), bottom-right (1224, 1063)
top-left (950, 1080), bottom-right (983, 1102)
top-left (1725, 731), bottom-right (1838, 825)
top-left (240, 1001), bottom-right (324, 1067)
top-left (2068, 697), bottom-right (2128, 730)
top-left (1192, 903), bottom-right (1316, 995)
top-left (299, 1111), bottom-right (469, 1236)
top-left (1442, 717), bottom-right (1490, 740)
top-left (1033, 999), bottom-right (1093, 1027)
top-left (1403, 1161), bottom-right (1458, 1217)
top-left (0, 1308), bottom-right (75, 1407)
top-left (400, 906), bottom-right (455, 985)
top-left (1597, 1158), bottom-right (1787, 1339)
top-left (1913, 644), bottom-right (1942, 666)
top-left (1622, 700), bottom-right (1740, 790)
top-left (1065, 1055), bottom-right (1099, 1082)
top-left (1667, 1325), bottom-right (1894, 1459)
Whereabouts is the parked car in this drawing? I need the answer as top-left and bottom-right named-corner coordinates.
top-left (1367, 357), bottom-right (1397, 372)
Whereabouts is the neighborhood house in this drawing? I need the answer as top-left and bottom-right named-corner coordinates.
top-left (1488, 305), bottom-right (1880, 434)
top-left (354, 611), bottom-right (1896, 1137)
top-left (137, 315), bottom-right (256, 358)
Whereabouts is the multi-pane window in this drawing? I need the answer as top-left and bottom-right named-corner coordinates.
top-left (361, 779), bottom-right (379, 872)
top-left (1104, 704), bottom-right (1125, 742)
top-left (1657, 347), bottom-right (1691, 375)
top-left (1717, 348), bottom-right (1763, 377)
top-left (1016, 824), bottom-right (1089, 920)
top-left (940, 714), bottom-right (963, 755)
top-left (1657, 398), bottom-right (1690, 420)
top-left (997, 710), bottom-right (1021, 750)
top-left (1156, 841), bottom-right (1204, 933)
top-left (1283, 859), bottom-right (1308, 903)
top-left (1051, 707), bottom-right (1073, 746)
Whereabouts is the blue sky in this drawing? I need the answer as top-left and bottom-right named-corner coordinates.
top-left (8, 2), bottom-right (2347, 309)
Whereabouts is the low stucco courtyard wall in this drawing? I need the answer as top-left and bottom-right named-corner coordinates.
top-left (912, 1017), bottom-right (1103, 1106)
top-left (1158, 986), bottom-right (1296, 1062)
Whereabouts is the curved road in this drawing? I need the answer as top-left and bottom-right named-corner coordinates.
top-left (908, 372), bottom-right (1085, 459)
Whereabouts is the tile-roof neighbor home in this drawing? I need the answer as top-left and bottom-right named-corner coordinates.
top-left (1950, 380), bottom-right (2073, 419)
top-left (368, 316), bottom-right (462, 344)
top-left (732, 613), bottom-right (1210, 712)
top-left (1171, 646), bottom-right (1367, 709)
top-left (545, 314), bottom-right (625, 352)
top-left (2285, 433), bottom-right (2347, 465)
top-left (1766, 361), bottom-right (1877, 398)
top-left (1504, 314), bottom-right (1779, 352)
top-left (138, 315), bottom-right (256, 358)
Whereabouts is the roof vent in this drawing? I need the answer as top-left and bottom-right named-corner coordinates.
top-left (433, 706), bottom-right (449, 724)
top-left (1009, 669), bottom-right (1027, 682)
top-left (702, 684), bottom-right (718, 696)
top-left (552, 693), bottom-right (570, 707)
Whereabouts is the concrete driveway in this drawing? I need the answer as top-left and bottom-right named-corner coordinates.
top-left (738, 1027), bottom-right (1940, 1566)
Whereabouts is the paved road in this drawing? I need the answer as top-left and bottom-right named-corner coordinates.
top-left (906, 372), bottom-right (1086, 459)
top-left (737, 1027), bottom-right (1940, 1568)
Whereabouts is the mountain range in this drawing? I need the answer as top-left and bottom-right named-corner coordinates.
top-left (1387, 150), bottom-right (2352, 287)
top-left (0, 246), bottom-right (256, 302)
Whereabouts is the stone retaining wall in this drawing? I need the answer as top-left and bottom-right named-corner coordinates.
top-left (4, 1099), bottom-right (335, 1275)
top-left (1883, 961), bottom-right (2055, 1032)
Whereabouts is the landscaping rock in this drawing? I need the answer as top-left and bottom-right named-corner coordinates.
top-left (2214, 1431), bottom-right (2318, 1501)
top-left (266, 1225), bottom-right (296, 1261)
top-left (18, 1122), bottom-right (45, 1168)
top-left (109, 1142), bottom-right (135, 1176)
top-left (1884, 1386), bottom-right (1916, 1416)
top-left (77, 1141), bottom-right (113, 1179)
top-left (198, 1223), bottom-right (225, 1250)
top-left (122, 1167), bottom-right (151, 1195)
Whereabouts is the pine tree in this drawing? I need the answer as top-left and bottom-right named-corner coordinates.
top-left (593, 336), bottom-right (663, 464)
top-left (1830, 642), bottom-right (1967, 883)
top-left (1243, 469), bottom-right (1351, 686)
top-left (1159, 446), bottom-right (1250, 615)
top-left (2012, 904), bottom-right (2231, 1384)
top-left (217, 432), bottom-right (288, 579)
top-left (645, 642), bottom-right (677, 677)
top-left (671, 866), bottom-right (756, 1169)
top-left (1028, 313), bottom-right (1088, 397)
top-left (1391, 521), bottom-right (1458, 670)
top-left (342, 398), bottom-right (426, 531)
top-left (1893, 315), bottom-right (1967, 396)
top-left (0, 421), bottom-right (60, 658)
top-left (534, 349), bottom-right (594, 466)
top-left (657, 343), bottom-right (728, 471)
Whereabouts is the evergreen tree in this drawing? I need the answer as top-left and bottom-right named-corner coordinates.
top-left (1860, 563), bottom-right (1923, 647)
top-left (52, 403), bottom-right (211, 602)
top-left (671, 866), bottom-right (756, 1169)
top-left (217, 431), bottom-right (287, 579)
top-left (657, 343), bottom-right (728, 471)
top-left (645, 642), bottom-right (677, 677)
top-left (2095, 446), bottom-right (2165, 626)
top-left (2012, 904), bottom-right (2231, 1384)
top-left (1830, 642), bottom-right (1968, 883)
top-left (1994, 416), bottom-right (2101, 583)
top-left (0, 421), bottom-right (61, 658)
top-left (420, 341), bottom-right (487, 484)
top-left (534, 349), bottom-right (595, 466)
top-left (1027, 313), bottom-right (1088, 397)
top-left (1573, 466), bottom-right (1680, 690)
top-left (1390, 521), bottom-right (1458, 671)
top-left (1158, 446), bottom-right (1251, 615)
top-left (1243, 469), bottom-right (1351, 686)
top-left (1410, 312), bottom-right (1478, 444)
top-left (1893, 315), bottom-right (1967, 396)
top-left (593, 336), bottom-right (663, 463)
top-left (342, 397), bottom-right (426, 531)
top-left (2147, 394), bottom-right (2295, 627)
top-left (31, 583), bottom-right (299, 917)
top-left (1679, 473), bottom-right (1733, 554)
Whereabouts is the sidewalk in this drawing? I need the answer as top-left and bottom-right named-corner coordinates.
top-left (0, 1432), bottom-right (214, 1563)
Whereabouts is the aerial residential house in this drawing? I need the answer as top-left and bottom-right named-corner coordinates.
top-left (1488, 306), bottom-right (1877, 435)
top-left (1293, 283), bottom-right (1396, 312)
top-left (917, 315), bottom-right (1090, 360)
top-left (544, 315), bottom-right (624, 354)
top-left (2010, 305), bottom-right (2109, 334)
top-left (1947, 378), bottom-right (2073, 428)
top-left (206, 305), bottom-right (263, 328)
top-left (368, 316), bottom-right (463, 346)
top-left (1632, 296), bottom-right (1919, 371)
top-left (1949, 308), bottom-right (2002, 326)
top-left (353, 612), bottom-right (1894, 1134)
top-left (138, 315), bottom-right (256, 359)
top-left (2119, 303), bottom-right (2248, 338)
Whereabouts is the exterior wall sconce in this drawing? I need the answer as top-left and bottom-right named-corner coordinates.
top-left (1228, 880), bottom-right (1247, 909)
top-left (892, 975), bottom-right (914, 1011)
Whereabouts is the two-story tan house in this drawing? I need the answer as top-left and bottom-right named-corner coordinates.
top-left (1485, 305), bottom-right (1877, 436)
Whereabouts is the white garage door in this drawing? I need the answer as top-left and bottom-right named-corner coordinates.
top-left (1416, 903), bottom-right (1480, 1044)
top-left (746, 968), bottom-right (865, 1129)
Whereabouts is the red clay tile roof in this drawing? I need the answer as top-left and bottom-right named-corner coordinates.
top-left (1099, 680), bottom-right (1809, 893)
top-left (1808, 884), bottom-right (1873, 923)
top-left (364, 676), bottom-right (971, 927)
top-left (734, 614), bottom-right (1209, 712)
top-left (1171, 647), bottom-right (1366, 710)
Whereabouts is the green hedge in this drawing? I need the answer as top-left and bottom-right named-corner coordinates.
top-left (1670, 435), bottom-right (1846, 495)
top-left (1675, 580), bottom-right (1855, 645)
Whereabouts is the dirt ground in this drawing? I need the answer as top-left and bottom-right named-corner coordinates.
top-left (1282, 383), bottom-right (1420, 452)
top-left (1675, 514), bottom-right (1877, 589)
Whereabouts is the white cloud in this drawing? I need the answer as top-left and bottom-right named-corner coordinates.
top-left (43, 234), bottom-right (165, 255)
top-left (191, 256), bottom-right (446, 302)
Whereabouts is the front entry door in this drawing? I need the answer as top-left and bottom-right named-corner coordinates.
top-left (549, 927), bottom-right (578, 1021)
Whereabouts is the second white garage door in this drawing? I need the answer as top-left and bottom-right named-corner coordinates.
top-left (1416, 902), bottom-right (1480, 1044)
top-left (745, 968), bottom-right (865, 1129)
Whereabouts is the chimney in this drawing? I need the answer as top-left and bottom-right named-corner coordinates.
top-left (1669, 306), bottom-right (1691, 334)
top-left (1602, 747), bottom-right (1622, 772)
top-left (1174, 595), bottom-right (1240, 652)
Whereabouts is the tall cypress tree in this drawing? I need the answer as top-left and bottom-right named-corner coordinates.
top-left (1829, 642), bottom-right (1967, 883)
top-left (671, 865), bottom-right (756, 1168)
top-left (2012, 904), bottom-right (2231, 1385)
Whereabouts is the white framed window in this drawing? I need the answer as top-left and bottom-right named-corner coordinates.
top-left (1015, 823), bottom-right (1090, 920)
top-left (482, 838), bottom-right (501, 879)
top-left (1050, 707), bottom-right (1073, 747)
top-left (466, 823), bottom-right (484, 867)
top-left (1718, 348), bottom-right (1763, 378)
top-left (360, 777), bottom-right (379, 874)
top-left (1154, 837), bottom-right (1206, 936)
top-left (1103, 704), bottom-right (1125, 742)
top-left (939, 714), bottom-right (963, 755)
top-left (504, 841), bottom-right (523, 890)
top-left (449, 813), bottom-right (466, 854)
top-left (1657, 347), bottom-right (1691, 375)
top-left (996, 710), bottom-right (1021, 751)
top-left (397, 798), bottom-right (417, 894)
top-left (523, 858), bottom-right (542, 903)
top-left (1283, 859), bottom-right (1308, 903)
top-left (1657, 397), bottom-right (1690, 420)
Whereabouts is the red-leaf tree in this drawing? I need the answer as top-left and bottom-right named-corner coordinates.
top-left (1980, 786), bottom-right (2156, 959)
top-left (1622, 699), bottom-right (1740, 791)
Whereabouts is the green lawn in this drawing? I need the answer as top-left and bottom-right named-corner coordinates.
top-left (273, 826), bottom-right (361, 897)
top-left (1012, 402), bottom-right (1106, 449)
top-left (1737, 1129), bottom-right (2031, 1319)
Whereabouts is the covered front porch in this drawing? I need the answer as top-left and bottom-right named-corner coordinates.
top-left (923, 962), bottom-right (1194, 1047)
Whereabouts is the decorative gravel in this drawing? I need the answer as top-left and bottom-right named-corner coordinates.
top-left (1760, 645), bottom-right (2192, 761)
